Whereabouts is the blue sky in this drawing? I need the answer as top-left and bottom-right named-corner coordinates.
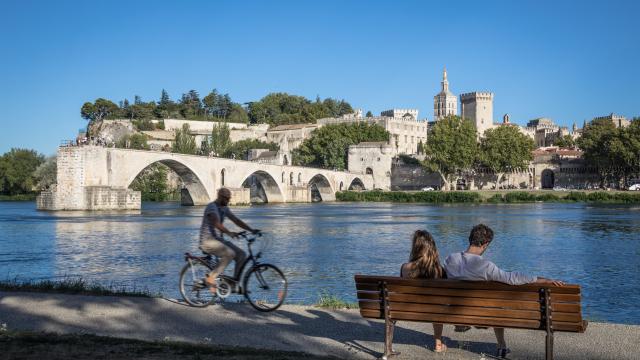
top-left (1, 0), bottom-right (638, 155)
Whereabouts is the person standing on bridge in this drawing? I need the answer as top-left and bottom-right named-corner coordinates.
top-left (200, 187), bottom-right (260, 290)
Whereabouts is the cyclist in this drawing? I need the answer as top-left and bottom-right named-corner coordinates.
top-left (199, 187), bottom-right (260, 290)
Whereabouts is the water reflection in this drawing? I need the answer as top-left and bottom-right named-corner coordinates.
top-left (0, 201), bottom-right (639, 324)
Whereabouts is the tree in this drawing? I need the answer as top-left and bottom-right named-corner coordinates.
top-left (422, 116), bottom-right (478, 191)
top-left (173, 124), bottom-right (197, 154)
top-left (204, 122), bottom-right (232, 156)
top-left (225, 139), bottom-right (279, 160)
top-left (117, 133), bottom-right (149, 150)
top-left (80, 98), bottom-right (119, 122)
top-left (554, 134), bottom-right (576, 148)
top-left (366, 111), bottom-right (373, 118)
top-left (292, 123), bottom-right (389, 170)
top-left (480, 125), bottom-right (535, 189)
top-left (130, 163), bottom-right (174, 201)
top-left (0, 148), bottom-right (45, 195)
top-left (578, 118), bottom-right (619, 188)
top-left (33, 156), bottom-right (57, 190)
top-left (247, 93), bottom-right (354, 125)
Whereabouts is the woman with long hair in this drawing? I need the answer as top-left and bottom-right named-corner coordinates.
top-left (400, 230), bottom-right (447, 353)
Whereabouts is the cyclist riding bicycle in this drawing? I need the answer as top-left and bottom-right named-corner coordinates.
top-left (199, 187), bottom-right (260, 291)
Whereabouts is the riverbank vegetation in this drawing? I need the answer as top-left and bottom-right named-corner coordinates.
top-left (336, 190), bottom-right (640, 203)
top-left (315, 291), bottom-right (359, 309)
top-left (0, 278), bottom-right (156, 298)
top-left (81, 90), bottom-right (354, 129)
top-left (0, 331), bottom-right (334, 360)
top-left (0, 148), bottom-right (55, 200)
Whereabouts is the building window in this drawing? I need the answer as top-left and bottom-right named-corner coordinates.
top-left (377, 157), bottom-right (380, 161)
top-left (221, 169), bottom-right (225, 186)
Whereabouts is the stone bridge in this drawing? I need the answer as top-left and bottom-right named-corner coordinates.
top-left (37, 146), bottom-right (373, 210)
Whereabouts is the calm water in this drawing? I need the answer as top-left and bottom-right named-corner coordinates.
top-left (1, 201), bottom-right (639, 324)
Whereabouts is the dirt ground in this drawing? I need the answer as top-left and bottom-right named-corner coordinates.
top-left (0, 331), bottom-right (336, 360)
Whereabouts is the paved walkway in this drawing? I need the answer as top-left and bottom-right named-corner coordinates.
top-left (1, 291), bottom-right (638, 359)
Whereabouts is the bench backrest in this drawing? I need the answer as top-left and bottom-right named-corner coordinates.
top-left (355, 275), bottom-right (586, 333)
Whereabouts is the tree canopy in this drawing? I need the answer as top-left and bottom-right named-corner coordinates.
top-left (480, 125), bottom-right (535, 188)
top-left (80, 90), bottom-right (352, 131)
top-left (292, 122), bottom-right (389, 170)
top-left (247, 93), bottom-right (353, 125)
top-left (578, 118), bottom-right (640, 187)
top-left (422, 116), bottom-right (478, 190)
top-left (225, 139), bottom-right (279, 160)
top-left (553, 134), bottom-right (576, 148)
top-left (0, 148), bottom-right (45, 195)
top-left (173, 124), bottom-right (197, 155)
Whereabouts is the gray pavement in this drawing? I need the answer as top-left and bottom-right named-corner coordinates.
top-left (0, 291), bottom-right (638, 360)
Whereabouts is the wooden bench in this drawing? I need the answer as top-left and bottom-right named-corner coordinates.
top-left (354, 275), bottom-right (587, 360)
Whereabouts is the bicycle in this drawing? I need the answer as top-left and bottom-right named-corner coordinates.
top-left (179, 231), bottom-right (288, 312)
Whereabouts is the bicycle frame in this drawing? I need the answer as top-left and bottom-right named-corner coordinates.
top-left (184, 233), bottom-right (264, 295)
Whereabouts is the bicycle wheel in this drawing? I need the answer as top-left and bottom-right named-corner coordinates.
top-left (179, 261), bottom-right (217, 307)
top-left (243, 264), bottom-right (287, 312)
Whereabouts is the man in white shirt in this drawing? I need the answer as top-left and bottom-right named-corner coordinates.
top-left (443, 224), bottom-right (564, 358)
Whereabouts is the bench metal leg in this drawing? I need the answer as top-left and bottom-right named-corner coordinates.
top-left (382, 319), bottom-right (400, 360)
top-left (545, 331), bottom-right (554, 360)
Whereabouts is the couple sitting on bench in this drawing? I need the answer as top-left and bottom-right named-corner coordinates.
top-left (401, 224), bottom-right (564, 358)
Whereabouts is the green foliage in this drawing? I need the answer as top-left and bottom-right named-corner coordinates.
top-left (336, 190), bottom-right (482, 203)
top-left (225, 139), bottom-right (279, 160)
top-left (292, 123), bottom-right (389, 170)
top-left (172, 124), bottom-right (197, 154)
top-left (554, 134), bottom-right (576, 148)
top-left (0, 277), bottom-right (155, 297)
top-left (80, 98), bottom-right (119, 122)
top-left (397, 154), bottom-right (421, 166)
top-left (0, 148), bottom-right (45, 195)
top-left (480, 125), bottom-right (534, 188)
top-left (130, 163), bottom-right (177, 201)
top-left (132, 119), bottom-right (156, 131)
top-left (33, 156), bottom-right (57, 190)
top-left (365, 111), bottom-right (373, 118)
top-left (315, 291), bottom-right (359, 309)
top-left (117, 133), bottom-right (149, 150)
top-left (204, 123), bottom-right (232, 156)
top-left (578, 118), bottom-right (640, 187)
top-left (248, 93), bottom-right (353, 125)
top-left (337, 190), bottom-right (640, 203)
top-left (422, 116), bottom-right (478, 189)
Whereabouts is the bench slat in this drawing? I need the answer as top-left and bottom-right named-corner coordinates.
top-left (357, 291), bottom-right (382, 300)
top-left (355, 283), bottom-right (380, 291)
top-left (552, 321), bottom-right (587, 332)
top-left (355, 275), bottom-right (580, 294)
top-left (360, 308), bottom-right (383, 319)
top-left (358, 300), bottom-right (382, 310)
top-left (386, 285), bottom-right (540, 301)
top-left (390, 311), bottom-right (541, 330)
top-left (388, 293), bottom-right (541, 311)
top-left (388, 302), bottom-right (541, 320)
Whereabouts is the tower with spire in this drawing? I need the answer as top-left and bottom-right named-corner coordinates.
top-left (433, 67), bottom-right (458, 121)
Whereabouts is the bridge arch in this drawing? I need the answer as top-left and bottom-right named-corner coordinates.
top-left (308, 174), bottom-right (335, 202)
top-left (241, 170), bottom-right (284, 203)
top-left (125, 158), bottom-right (210, 206)
top-left (348, 177), bottom-right (365, 190)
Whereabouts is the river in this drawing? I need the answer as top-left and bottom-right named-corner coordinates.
top-left (1, 201), bottom-right (639, 324)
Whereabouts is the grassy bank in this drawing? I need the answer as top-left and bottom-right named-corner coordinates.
top-left (0, 278), bottom-right (157, 298)
top-left (0, 331), bottom-right (337, 360)
top-left (0, 193), bottom-right (37, 201)
top-left (336, 190), bottom-right (640, 204)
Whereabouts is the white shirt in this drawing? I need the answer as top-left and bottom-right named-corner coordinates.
top-left (443, 252), bottom-right (537, 285)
